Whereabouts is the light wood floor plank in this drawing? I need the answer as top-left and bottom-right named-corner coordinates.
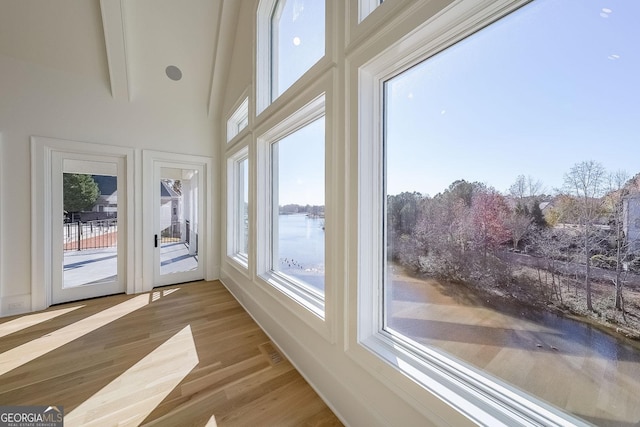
top-left (0, 281), bottom-right (342, 426)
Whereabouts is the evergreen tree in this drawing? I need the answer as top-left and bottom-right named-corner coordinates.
top-left (530, 199), bottom-right (547, 228)
top-left (63, 173), bottom-right (100, 213)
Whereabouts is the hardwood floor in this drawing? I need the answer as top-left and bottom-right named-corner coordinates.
top-left (0, 281), bottom-right (343, 426)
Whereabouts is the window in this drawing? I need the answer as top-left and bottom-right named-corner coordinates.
top-left (360, 0), bottom-right (640, 425)
top-left (227, 147), bottom-right (249, 267)
top-left (258, 95), bottom-right (325, 318)
top-left (227, 97), bottom-right (249, 143)
top-left (257, 0), bottom-right (325, 114)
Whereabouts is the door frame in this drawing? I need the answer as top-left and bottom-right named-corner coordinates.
top-left (142, 150), bottom-right (215, 292)
top-left (31, 136), bottom-right (136, 311)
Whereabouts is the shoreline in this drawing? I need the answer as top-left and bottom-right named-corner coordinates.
top-left (395, 263), bottom-right (640, 351)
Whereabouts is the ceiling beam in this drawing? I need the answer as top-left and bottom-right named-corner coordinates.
top-left (208, 0), bottom-right (241, 119)
top-left (100, 0), bottom-right (131, 101)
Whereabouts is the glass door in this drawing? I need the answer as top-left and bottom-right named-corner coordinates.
top-left (154, 164), bottom-right (204, 286)
top-left (52, 153), bottom-right (126, 304)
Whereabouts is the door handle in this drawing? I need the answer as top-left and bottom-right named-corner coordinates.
top-left (154, 234), bottom-right (158, 248)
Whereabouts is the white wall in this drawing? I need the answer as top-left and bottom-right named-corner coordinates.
top-left (218, 1), bottom-right (477, 426)
top-left (0, 52), bottom-right (217, 315)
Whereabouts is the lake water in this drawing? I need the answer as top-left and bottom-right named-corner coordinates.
top-left (278, 213), bottom-right (325, 291)
top-left (277, 214), bottom-right (640, 424)
top-left (389, 272), bottom-right (640, 426)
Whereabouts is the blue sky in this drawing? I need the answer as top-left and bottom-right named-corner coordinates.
top-left (274, 0), bottom-right (324, 99)
top-left (273, 0), bottom-right (639, 205)
top-left (387, 0), bottom-right (640, 197)
top-left (277, 117), bottom-right (325, 206)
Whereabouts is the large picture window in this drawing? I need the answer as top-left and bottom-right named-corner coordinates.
top-left (361, 0), bottom-right (640, 424)
top-left (272, 117), bottom-right (325, 291)
top-left (258, 95), bottom-right (326, 318)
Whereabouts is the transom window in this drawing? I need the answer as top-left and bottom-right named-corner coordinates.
top-left (271, 0), bottom-right (324, 100)
top-left (227, 97), bottom-right (249, 143)
top-left (257, 0), bottom-right (325, 114)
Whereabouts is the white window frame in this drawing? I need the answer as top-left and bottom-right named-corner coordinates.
top-left (227, 96), bottom-right (249, 143)
top-left (256, 0), bottom-right (274, 116)
top-left (226, 143), bottom-right (250, 271)
top-left (352, 0), bottom-right (591, 425)
top-left (256, 93), bottom-right (326, 322)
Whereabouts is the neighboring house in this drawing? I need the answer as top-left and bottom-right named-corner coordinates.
top-left (539, 201), bottom-right (552, 213)
top-left (160, 181), bottom-right (181, 238)
top-left (92, 175), bottom-right (118, 216)
top-left (623, 194), bottom-right (640, 253)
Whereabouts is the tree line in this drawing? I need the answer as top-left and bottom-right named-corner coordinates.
top-left (388, 160), bottom-right (639, 317)
top-left (279, 203), bottom-right (325, 216)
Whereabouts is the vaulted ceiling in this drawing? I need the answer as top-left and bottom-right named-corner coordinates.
top-left (0, 0), bottom-right (239, 118)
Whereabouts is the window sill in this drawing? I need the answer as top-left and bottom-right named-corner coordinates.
top-left (353, 330), bottom-right (590, 427)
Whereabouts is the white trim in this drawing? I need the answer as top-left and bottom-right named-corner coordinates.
top-left (0, 294), bottom-right (31, 317)
top-left (255, 0), bottom-right (276, 116)
top-left (142, 150), bottom-right (215, 292)
top-left (30, 136), bottom-right (136, 312)
top-left (218, 269), bottom-right (378, 427)
top-left (359, 0), bottom-right (382, 22)
top-left (99, 0), bottom-right (131, 100)
top-left (350, 0), bottom-right (592, 425)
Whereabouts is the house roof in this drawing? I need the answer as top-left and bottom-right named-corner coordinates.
top-left (161, 181), bottom-right (180, 198)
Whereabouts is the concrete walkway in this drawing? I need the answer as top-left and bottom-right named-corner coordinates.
top-left (63, 243), bottom-right (198, 287)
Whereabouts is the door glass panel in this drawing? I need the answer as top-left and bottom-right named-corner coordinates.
top-left (63, 167), bottom-right (118, 288)
top-left (160, 168), bottom-right (199, 275)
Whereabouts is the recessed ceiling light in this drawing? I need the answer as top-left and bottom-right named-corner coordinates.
top-left (165, 65), bottom-right (182, 81)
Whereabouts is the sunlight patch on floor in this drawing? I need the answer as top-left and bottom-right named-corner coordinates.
top-left (0, 295), bottom-right (149, 376)
top-left (151, 287), bottom-right (180, 302)
top-left (0, 305), bottom-right (84, 339)
top-left (65, 325), bottom-right (199, 427)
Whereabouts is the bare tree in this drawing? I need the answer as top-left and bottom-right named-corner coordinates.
top-left (504, 212), bottom-right (532, 250)
top-left (563, 160), bottom-right (608, 311)
top-left (608, 169), bottom-right (631, 311)
top-left (530, 227), bottom-right (570, 303)
top-left (509, 174), bottom-right (544, 200)
top-left (509, 175), bottom-right (527, 200)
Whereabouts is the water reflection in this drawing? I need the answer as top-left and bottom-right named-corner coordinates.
top-left (388, 271), bottom-right (640, 426)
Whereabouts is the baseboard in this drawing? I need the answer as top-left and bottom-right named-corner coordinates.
top-left (0, 294), bottom-right (31, 317)
top-left (219, 267), bottom-right (387, 427)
